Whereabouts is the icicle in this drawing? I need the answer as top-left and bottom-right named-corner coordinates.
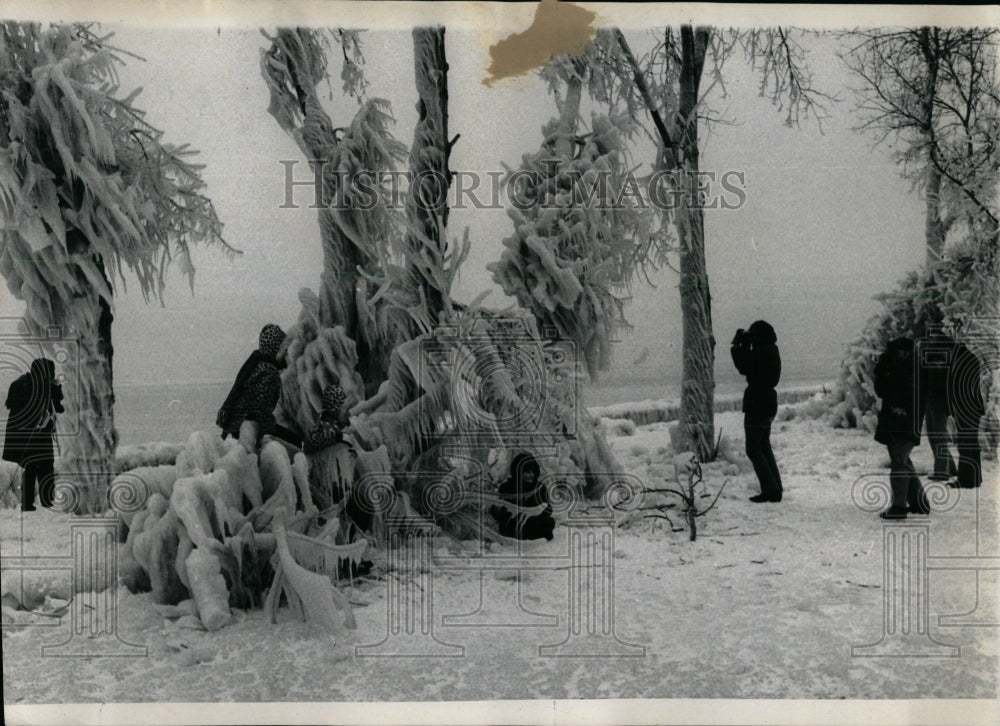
top-left (272, 508), bottom-right (344, 633)
top-left (185, 547), bottom-right (231, 632)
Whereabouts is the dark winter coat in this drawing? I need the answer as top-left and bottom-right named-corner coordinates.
top-left (490, 452), bottom-right (555, 541)
top-left (925, 335), bottom-right (985, 429)
top-left (217, 325), bottom-right (287, 439)
top-left (3, 358), bottom-right (64, 466)
top-left (731, 320), bottom-right (781, 418)
top-left (303, 384), bottom-right (347, 454)
top-left (874, 337), bottom-right (927, 446)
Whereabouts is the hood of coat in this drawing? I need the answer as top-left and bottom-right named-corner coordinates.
top-left (748, 320), bottom-right (777, 345)
top-left (509, 452), bottom-right (541, 485)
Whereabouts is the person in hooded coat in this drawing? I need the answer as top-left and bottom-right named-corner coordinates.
top-left (943, 337), bottom-right (985, 488)
top-left (923, 331), bottom-right (958, 482)
top-left (3, 357), bottom-right (64, 511)
top-left (490, 452), bottom-right (555, 541)
top-left (217, 324), bottom-right (301, 447)
top-left (731, 320), bottom-right (783, 503)
top-left (303, 381), bottom-right (348, 455)
top-left (874, 336), bottom-right (931, 518)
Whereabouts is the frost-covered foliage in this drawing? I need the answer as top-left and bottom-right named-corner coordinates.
top-left (831, 240), bottom-right (999, 438)
top-left (0, 23), bottom-right (234, 511)
top-left (841, 28), bottom-right (1000, 257)
top-left (348, 306), bottom-right (621, 535)
top-left (117, 427), bottom-right (362, 633)
top-left (0, 23), bottom-right (231, 305)
top-left (488, 114), bottom-right (645, 378)
top-left (259, 28), bottom-right (627, 543)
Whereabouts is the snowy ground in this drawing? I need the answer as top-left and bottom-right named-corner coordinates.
top-left (2, 408), bottom-right (998, 704)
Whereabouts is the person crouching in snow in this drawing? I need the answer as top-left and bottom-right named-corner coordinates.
top-left (731, 320), bottom-right (783, 503)
top-left (873, 336), bottom-right (931, 519)
top-left (217, 324), bottom-right (301, 448)
top-left (490, 452), bottom-right (555, 541)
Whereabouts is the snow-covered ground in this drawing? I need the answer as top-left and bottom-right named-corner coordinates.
top-left (2, 406), bottom-right (998, 704)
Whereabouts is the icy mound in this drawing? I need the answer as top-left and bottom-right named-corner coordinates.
top-left (116, 441), bottom-right (183, 472)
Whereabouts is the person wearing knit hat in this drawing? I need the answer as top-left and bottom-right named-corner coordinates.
top-left (303, 381), bottom-right (348, 454)
top-left (217, 324), bottom-right (300, 447)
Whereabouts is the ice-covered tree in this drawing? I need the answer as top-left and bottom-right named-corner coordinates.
top-left (841, 27), bottom-right (1000, 265)
top-left (261, 27), bottom-right (408, 402)
top-left (489, 54), bottom-right (646, 377)
top-left (0, 22), bottom-right (234, 512)
top-left (262, 27), bottom-right (626, 541)
top-left (830, 28), bottom-right (999, 438)
top-left (545, 26), bottom-right (830, 460)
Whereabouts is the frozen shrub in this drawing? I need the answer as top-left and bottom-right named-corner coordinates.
top-left (775, 406), bottom-right (796, 422)
top-left (629, 444), bottom-right (649, 458)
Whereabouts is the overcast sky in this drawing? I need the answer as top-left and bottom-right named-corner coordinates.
top-left (2, 18), bottom-right (934, 388)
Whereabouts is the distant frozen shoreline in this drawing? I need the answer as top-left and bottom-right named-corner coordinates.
top-left (588, 382), bottom-right (834, 426)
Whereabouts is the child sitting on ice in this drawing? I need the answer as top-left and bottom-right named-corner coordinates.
top-left (303, 382), bottom-right (348, 454)
top-left (490, 452), bottom-right (555, 541)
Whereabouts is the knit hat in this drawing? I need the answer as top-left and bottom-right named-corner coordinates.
top-left (258, 324), bottom-right (286, 358)
top-left (322, 384), bottom-right (346, 413)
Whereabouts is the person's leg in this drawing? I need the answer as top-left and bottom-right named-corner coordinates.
top-left (745, 416), bottom-right (767, 498)
top-left (955, 416), bottom-right (982, 488)
top-left (37, 458), bottom-right (55, 509)
top-left (925, 404), bottom-right (956, 480)
top-left (746, 416), bottom-right (780, 501)
top-left (21, 463), bottom-right (37, 511)
top-left (263, 423), bottom-right (302, 450)
top-left (884, 437), bottom-right (911, 516)
top-left (905, 453), bottom-right (930, 514)
top-left (760, 418), bottom-right (782, 500)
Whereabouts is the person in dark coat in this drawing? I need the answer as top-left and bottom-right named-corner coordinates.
top-left (731, 320), bottom-right (783, 503)
top-left (947, 339), bottom-right (985, 488)
top-left (217, 324), bottom-right (300, 447)
top-left (490, 452), bottom-right (555, 541)
top-left (874, 337), bottom-right (931, 518)
top-left (303, 382), bottom-right (347, 455)
top-left (3, 358), bottom-right (64, 511)
top-left (923, 332), bottom-right (958, 482)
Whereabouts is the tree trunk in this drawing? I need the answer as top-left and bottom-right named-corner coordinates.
top-left (673, 26), bottom-right (716, 462)
top-left (51, 259), bottom-right (118, 513)
top-left (554, 66), bottom-right (583, 158)
top-left (405, 26), bottom-right (453, 329)
top-left (918, 27), bottom-right (945, 265)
